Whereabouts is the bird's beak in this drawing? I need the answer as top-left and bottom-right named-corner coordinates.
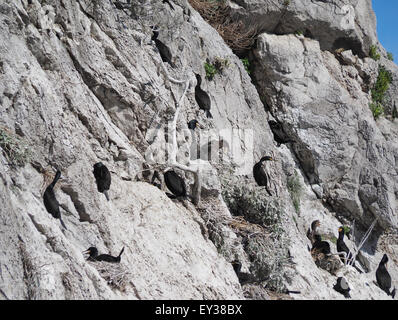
top-left (82, 249), bottom-right (90, 254)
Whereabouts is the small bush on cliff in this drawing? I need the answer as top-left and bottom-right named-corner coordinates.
top-left (0, 127), bottom-right (31, 166)
top-left (371, 66), bottom-right (393, 103)
top-left (369, 66), bottom-right (392, 120)
top-left (204, 62), bottom-right (217, 80)
top-left (387, 52), bottom-right (394, 61)
top-left (369, 45), bottom-right (380, 61)
top-left (241, 57), bottom-right (251, 75)
top-left (369, 102), bottom-right (384, 120)
top-left (220, 170), bottom-right (291, 293)
top-left (221, 173), bottom-right (284, 230)
top-left (204, 57), bottom-right (230, 80)
top-left (244, 232), bottom-right (291, 292)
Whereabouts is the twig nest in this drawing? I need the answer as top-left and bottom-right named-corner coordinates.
top-left (88, 261), bottom-right (132, 291)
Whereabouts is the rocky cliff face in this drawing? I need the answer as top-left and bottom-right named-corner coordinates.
top-left (0, 0), bottom-right (397, 300)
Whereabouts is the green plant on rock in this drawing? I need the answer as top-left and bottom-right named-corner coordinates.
top-left (369, 66), bottom-right (393, 120)
top-left (241, 57), bottom-right (251, 75)
top-left (204, 62), bottom-right (217, 80)
top-left (0, 127), bottom-right (31, 166)
top-left (387, 52), bottom-right (394, 61)
top-left (369, 102), bottom-right (384, 120)
top-left (342, 225), bottom-right (351, 236)
top-left (287, 170), bottom-right (302, 214)
top-left (369, 45), bottom-right (381, 61)
top-left (371, 66), bottom-right (393, 103)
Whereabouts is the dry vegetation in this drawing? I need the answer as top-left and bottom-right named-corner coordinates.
top-left (188, 0), bottom-right (258, 54)
top-left (88, 261), bottom-right (132, 291)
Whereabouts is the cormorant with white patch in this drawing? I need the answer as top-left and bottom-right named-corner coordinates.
top-left (43, 169), bottom-right (67, 229)
top-left (253, 156), bottom-right (273, 196)
top-left (376, 254), bottom-right (396, 298)
top-left (93, 162), bottom-right (111, 201)
top-left (194, 74), bottom-right (213, 118)
top-left (333, 277), bottom-right (351, 298)
top-left (83, 247), bottom-right (125, 263)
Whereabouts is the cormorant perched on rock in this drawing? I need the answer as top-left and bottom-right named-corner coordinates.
top-left (83, 247), bottom-right (125, 263)
top-left (311, 234), bottom-right (331, 255)
top-left (151, 29), bottom-right (174, 67)
top-left (376, 254), bottom-right (396, 298)
top-left (333, 277), bottom-right (351, 299)
top-left (336, 226), bottom-right (353, 265)
top-left (307, 220), bottom-right (320, 245)
top-left (164, 170), bottom-right (187, 198)
top-left (194, 74), bottom-right (213, 118)
top-left (93, 162), bottom-right (111, 201)
top-left (253, 156), bottom-right (273, 196)
top-left (43, 169), bottom-right (67, 229)
top-left (188, 119), bottom-right (200, 130)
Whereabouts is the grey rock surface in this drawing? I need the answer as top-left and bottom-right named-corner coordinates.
top-left (229, 0), bottom-right (377, 57)
top-left (0, 0), bottom-right (397, 300)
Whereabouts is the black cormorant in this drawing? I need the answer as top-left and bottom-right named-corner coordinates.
top-left (164, 170), bottom-right (187, 198)
top-left (151, 30), bottom-right (174, 67)
top-left (93, 162), bottom-right (111, 201)
top-left (333, 277), bottom-right (351, 298)
top-left (188, 119), bottom-right (200, 130)
top-left (336, 226), bottom-right (353, 265)
top-left (194, 74), bottom-right (213, 118)
top-left (376, 254), bottom-right (396, 298)
top-left (43, 169), bottom-right (67, 229)
top-left (253, 156), bottom-right (273, 196)
top-left (83, 247), bottom-right (125, 263)
top-left (311, 234), bottom-right (331, 255)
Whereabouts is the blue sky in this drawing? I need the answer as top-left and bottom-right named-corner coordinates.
top-left (372, 0), bottom-right (398, 61)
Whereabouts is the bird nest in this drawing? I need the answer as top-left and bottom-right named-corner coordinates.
top-left (88, 261), bottom-right (132, 291)
top-left (228, 216), bottom-right (265, 235)
top-left (311, 251), bottom-right (342, 276)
